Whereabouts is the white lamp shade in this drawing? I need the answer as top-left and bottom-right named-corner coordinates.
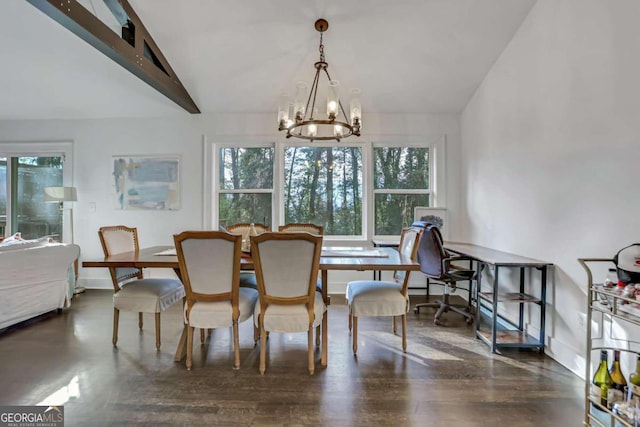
top-left (44, 186), bottom-right (77, 202)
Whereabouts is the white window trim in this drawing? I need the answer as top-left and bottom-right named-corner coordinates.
top-left (204, 136), bottom-right (276, 230)
top-left (280, 139), bottom-right (369, 241)
top-left (370, 135), bottom-right (446, 238)
top-left (204, 135), bottom-right (446, 241)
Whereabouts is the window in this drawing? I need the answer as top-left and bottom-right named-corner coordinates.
top-left (373, 146), bottom-right (430, 235)
top-left (218, 146), bottom-right (274, 226)
top-left (284, 145), bottom-right (363, 236)
top-left (209, 137), bottom-right (441, 239)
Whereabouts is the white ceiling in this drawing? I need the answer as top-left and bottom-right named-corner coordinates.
top-left (0, 0), bottom-right (536, 120)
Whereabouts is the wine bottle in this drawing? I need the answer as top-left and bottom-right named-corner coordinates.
top-left (628, 355), bottom-right (640, 407)
top-left (592, 350), bottom-right (614, 409)
top-left (608, 350), bottom-right (627, 407)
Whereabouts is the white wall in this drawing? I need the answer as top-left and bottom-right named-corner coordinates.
top-left (460, 0), bottom-right (640, 377)
top-left (0, 112), bottom-right (461, 293)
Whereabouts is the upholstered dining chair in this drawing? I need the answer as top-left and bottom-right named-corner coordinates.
top-left (173, 231), bottom-right (258, 370)
top-left (346, 226), bottom-right (422, 354)
top-left (278, 223), bottom-right (325, 346)
top-left (98, 225), bottom-right (185, 350)
top-left (226, 223), bottom-right (271, 236)
top-left (226, 223), bottom-right (271, 290)
top-left (413, 224), bottom-right (476, 325)
top-left (278, 223), bottom-right (324, 235)
top-left (251, 232), bottom-right (324, 375)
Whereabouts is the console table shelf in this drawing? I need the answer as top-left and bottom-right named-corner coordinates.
top-left (478, 291), bottom-right (542, 304)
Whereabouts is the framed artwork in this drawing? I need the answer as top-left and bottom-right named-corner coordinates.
top-left (414, 207), bottom-right (448, 240)
top-left (113, 155), bottom-right (180, 210)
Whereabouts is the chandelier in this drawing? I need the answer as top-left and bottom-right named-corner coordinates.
top-left (277, 19), bottom-right (361, 142)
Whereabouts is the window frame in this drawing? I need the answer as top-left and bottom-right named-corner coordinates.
top-left (371, 140), bottom-right (438, 237)
top-left (277, 139), bottom-right (368, 241)
top-left (206, 134), bottom-right (445, 241)
top-left (211, 141), bottom-right (276, 229)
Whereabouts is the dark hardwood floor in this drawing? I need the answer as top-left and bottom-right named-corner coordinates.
top-left (0, 290), bottom-right (583, 426)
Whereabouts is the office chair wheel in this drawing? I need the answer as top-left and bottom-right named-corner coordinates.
top-left (434, 318), bottom-right (442, 326)
top-left (466, 317), bottom-right (473, 325)
top-left (414, 307), bottom-right (420, 314)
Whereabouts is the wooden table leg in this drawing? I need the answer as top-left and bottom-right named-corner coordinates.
top-left (321, 269), bottom-right (328, 366)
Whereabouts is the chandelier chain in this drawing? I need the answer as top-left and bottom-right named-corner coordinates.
top-left (319, 32), bottom-right (325, 62)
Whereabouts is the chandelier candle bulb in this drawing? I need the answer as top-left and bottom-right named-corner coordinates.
top-left (278, 93), bottom-right (290, 128)
top-left (327, 80), bottom-right (340, 119)
top-left (350, 88), bottom-right (362, 128)
top-left (287, 103), bottom-right (294, 128)
top-left (294, 82), bottom-right (308, 121)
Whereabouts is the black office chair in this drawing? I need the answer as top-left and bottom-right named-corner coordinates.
top-left (413, 224), bottom-right (476, 325)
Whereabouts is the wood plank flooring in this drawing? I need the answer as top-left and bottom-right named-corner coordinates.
top-left (0, 290), bottom-right (583, 426)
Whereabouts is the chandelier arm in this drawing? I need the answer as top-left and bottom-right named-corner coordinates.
top-left (286, 119), bottom-right (353, 141)
top-left (305, 67), bottom-right (322, 121)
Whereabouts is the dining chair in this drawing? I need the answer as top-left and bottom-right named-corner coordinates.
top-left (345, 226), bottom-right (422, 354)
top-left (278, 223), bottom-right (324, 235)
top-left (226, 223), bottom-right (271, 290)
top-left (98, 225), bottom-right (185, 350)
top-left (413, 224), bottom-right (476, 325)
top-left (173, 231), bottom-right (258, 370)
top-left (226, 223), bottom-right (271, 236)
top-left (251, 232), bottom-right (324, 375)
top-left (278, 223), bottom-right (325, 346)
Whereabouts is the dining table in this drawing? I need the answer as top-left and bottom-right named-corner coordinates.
top-left (82, 244), bottom-right (420, 366)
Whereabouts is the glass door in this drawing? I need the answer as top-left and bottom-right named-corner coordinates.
top-left (14, 157), bottom-right (64, 239)
top-left (0, 142), bottom-right (73, 241)
top-left (0, 155), bottom-right (66, 240)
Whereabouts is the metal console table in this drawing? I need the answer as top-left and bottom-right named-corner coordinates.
top-left (445, 242), bottom-right (552, 353)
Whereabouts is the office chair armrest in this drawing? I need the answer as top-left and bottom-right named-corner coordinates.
top-left (442, 255), bottom-right (474, 271)
top-left (442, 256), bottom-right (476, 283)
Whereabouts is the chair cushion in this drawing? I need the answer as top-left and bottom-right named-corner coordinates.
top-left (185, 287), bottom-right (259, 329)
top-left (239, 271), bottom-right (257, 289)
top-left (255, 291), bottom-right (326, 332)
top-left (346, 280), bottom-right (409, 317)
top-left (113, 278), bottom-right (185, 313)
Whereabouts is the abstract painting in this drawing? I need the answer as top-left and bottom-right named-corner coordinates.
top-left (113, 155), bottom-right (180, 210)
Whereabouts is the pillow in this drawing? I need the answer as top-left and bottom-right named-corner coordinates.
top-left (2, 232), bottom-right (23, 243)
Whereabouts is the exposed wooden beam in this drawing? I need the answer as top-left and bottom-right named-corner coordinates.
top-left (26, 0), bottom-right (200, 114)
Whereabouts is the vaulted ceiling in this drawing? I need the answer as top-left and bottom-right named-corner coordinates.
top-left (0, 0), bottom-right (536, 120)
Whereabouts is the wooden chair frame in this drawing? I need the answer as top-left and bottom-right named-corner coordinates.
top-left (98, 225), bottom-right (158, 349)
top-left (173, 230), bottom-right (244, 370)
top-left (348, 226), bottom-right (423, 354)
top-left (251, 232), bottom-right (323, 375)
